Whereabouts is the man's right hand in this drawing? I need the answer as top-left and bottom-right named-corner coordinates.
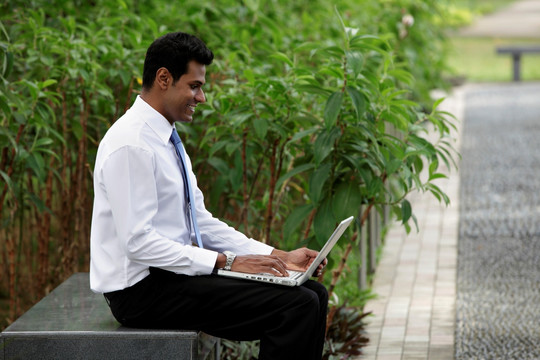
top-left (216, 254), bottom-right (289, 277)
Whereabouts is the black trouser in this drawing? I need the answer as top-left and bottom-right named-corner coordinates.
top-left (104, 267), bottom-right (328, 360)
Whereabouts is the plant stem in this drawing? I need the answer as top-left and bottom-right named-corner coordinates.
top-left (327, 232), bottom-right (357, 297)
top-left (327, 203), bottom-right (373, 299)
top-left (264, 139), bottom-right (279, 244)
top-left (241, 127), bottom-right (250, 236)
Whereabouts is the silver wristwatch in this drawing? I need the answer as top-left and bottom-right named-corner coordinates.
top-left (222, 251), bottom-right (236, 271)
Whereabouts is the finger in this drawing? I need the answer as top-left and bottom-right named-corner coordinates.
top-left (301, 248), bottom-right (319, 258)
top-left (257, 256), bottom-right (288, 277)
top-left (269, 258), bottom-right (289, 277)
top-left (314, 262), bottom-right (326, 277)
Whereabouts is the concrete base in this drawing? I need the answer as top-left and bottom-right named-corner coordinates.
top-left (1, 273), bottom-right (218, 360)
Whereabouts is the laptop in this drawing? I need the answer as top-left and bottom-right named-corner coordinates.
top-left (216, 216), bottom-right (354, 286)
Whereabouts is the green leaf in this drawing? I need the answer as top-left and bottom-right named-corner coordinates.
top-left (0, 95), bottom-right (10, 116)
top-left (209, 176), bottom-right (227, 209)
top-left (253, 117), bottom-right (268, 139)
top-left (324, 91), bottom-right (343, 128)
top-left (313, 127), bottom-right (341, 165)
top-left (276, 163), bottom-right (315, 189)
top-left (346, 51), bottom-right (364, 75)
top-left (26, 153), bottom-right (46, 182)
top-left (22, 80), bottom-right (39, 101)
top-left (243, 68), bottom-right (255, 83)
top-left (385, 158), bottom-right (402, 176)
top-left (332, 182), bottom-right (363, 220)
top-left (429, 173), bottom-right (448, 181)
top-left (366, 177), bottom-right (384, 197)
top-left (209, 140), bottom-right (228, 157)
top-left (308, 163), bottom-right (332, 205)
top-left (401, 199), bottom-right (412, 224)
top-left (243, 0), bottom-right (259, 12)
top-left (283, 204), bottom-right (314, 240)
top-left (294, 84), bottom-right (331, 97)
top-left (427, 183), bottom-right (450, 205)
top-left (270, 52), bottom-right (294, 67)
top-left (429, 159), bottom-right (439, 175)
top-left (3, 51), bottom-right (13, 78)
top-left (39, 79), bottom-right (57, 90)
top-left (225, 141), bottom-right (241, 156)
top-left (346, 87), bottom-right (366, 119)
top-left (13, 112), bottom-right (26, 124)
top-left (431, 97), bottom-right (446, 112)
top-left (320, 46), bottom-right (345, 58)
top-left (314, 198), bottom-right (336, 246)
top-left (34, 137), bottom-right (53, 148)
top-left (207, 157), bottom-right (229, 174)
top-left (0, 169), bottom-right (13, 193)
top-left (290, 128), bottom-right (317, 142)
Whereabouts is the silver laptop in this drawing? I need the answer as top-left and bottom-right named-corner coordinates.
top-left (216, 216), bottom-right (354, 286)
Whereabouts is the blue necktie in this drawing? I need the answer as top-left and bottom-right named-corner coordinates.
top-left (170, 129), bottom-right (204, 249)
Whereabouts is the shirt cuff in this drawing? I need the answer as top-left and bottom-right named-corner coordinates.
top-left (189, 247), bottom-right (219, 275)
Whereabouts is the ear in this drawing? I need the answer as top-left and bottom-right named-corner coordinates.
top-left (155, 67), bottom-right (171, 90)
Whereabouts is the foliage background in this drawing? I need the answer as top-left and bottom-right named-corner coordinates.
top-left (0, 0), bottom-right (459, 353)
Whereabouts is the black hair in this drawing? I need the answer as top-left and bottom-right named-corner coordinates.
top-left (142, 32), bottom-right (214, 90)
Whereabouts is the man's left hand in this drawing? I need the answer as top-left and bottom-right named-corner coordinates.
top-left (272, 248), bottom-right (327, 277)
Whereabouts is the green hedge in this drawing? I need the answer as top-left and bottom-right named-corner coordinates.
top-left (0, 0), bottom-right (458, 340)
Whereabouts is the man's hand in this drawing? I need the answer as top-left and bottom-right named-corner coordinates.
top-left (272, 248), bottom-right (327, 277)
top-left (216, 253), bottom-right (289, 277)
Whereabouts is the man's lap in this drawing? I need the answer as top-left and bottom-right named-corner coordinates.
top-left (105, 267), bottom-right (327, 336)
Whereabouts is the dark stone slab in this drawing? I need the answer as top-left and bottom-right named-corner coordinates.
top-left (1, 273), bottom-right (218, 360)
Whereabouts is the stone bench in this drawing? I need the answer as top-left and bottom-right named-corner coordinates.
top-left (1, 273), bottom-right (219, 360)
top-left (496, 45), bottom-right (540, 81)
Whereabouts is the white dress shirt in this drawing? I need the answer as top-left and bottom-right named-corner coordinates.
top-left (90, 96), bottom-right (273, 293)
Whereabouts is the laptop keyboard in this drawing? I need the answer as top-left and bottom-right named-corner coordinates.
top-left (256, 270), bottom-right (304, 280)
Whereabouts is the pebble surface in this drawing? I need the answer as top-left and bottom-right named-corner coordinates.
top-left (456, 83), bottom-right (540, 359)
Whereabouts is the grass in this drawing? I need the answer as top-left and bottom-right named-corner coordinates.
top-left (445, 0), bottom-right (540, 83)
top-left (447, 37), bottom-right (540, 82)
top-left (452, 0), bottom-right (516, 15)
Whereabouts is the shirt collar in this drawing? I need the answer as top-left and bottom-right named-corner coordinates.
top-left (132, 95), bottom-right (175, 145)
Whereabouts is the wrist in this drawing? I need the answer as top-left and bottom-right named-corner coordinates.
top-left (271, 249), bottom-right (289, 262)
top-left (215, 251), bottom-right (236, 271)
top-left (215, 253), bottom-right (227, 270)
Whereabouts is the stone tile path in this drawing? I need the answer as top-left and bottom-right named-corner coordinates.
top-left (459, 0), bottom-right (540, 38)
top-left (357, 87), bottom-right (464, 360)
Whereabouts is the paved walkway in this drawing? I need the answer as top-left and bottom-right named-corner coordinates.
top-left (359, 87), bottom-right (463, 360)
top-left (459, 0), bottom-right (540, 38)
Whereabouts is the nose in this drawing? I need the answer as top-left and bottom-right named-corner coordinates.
top-left (196, 89), bottom-right (206, 104)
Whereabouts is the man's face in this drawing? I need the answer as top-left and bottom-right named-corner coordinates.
top-left (162, 60), bottom-right (207, 124)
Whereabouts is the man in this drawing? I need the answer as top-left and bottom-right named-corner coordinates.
top-left (90, 32), bottom-right (328, 360)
